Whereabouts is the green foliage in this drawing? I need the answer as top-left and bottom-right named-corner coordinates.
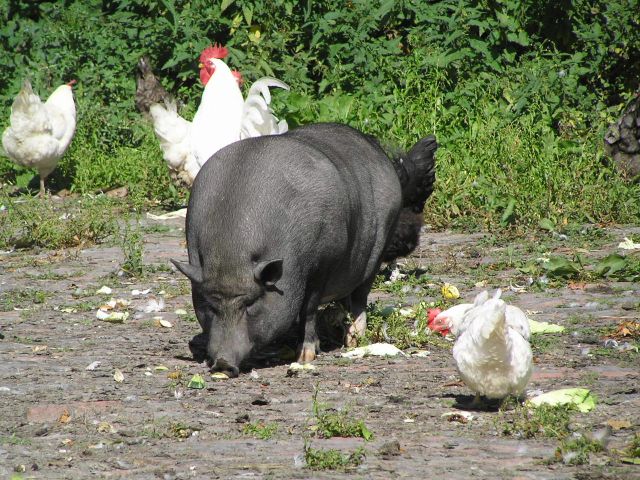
top-left (554, 434), bottom-right (605, 465)
top-left (622, 433), bottom-right (640, 464)
top-left (242, 421), bottom-right (278, 440)
top-left (499, 403), bottom-right (575, 439)
top-left (519, 251), bottom-right (640, 282)
top-left (119, 218), bottom-right (144, 277)
top-left (0, 194), bottom-right (118, 249)
top-left (0, 1), bottom-right (639, 227)
top-left (311, 387), bottom-right (373, 441)
top-left (363, 301), bottom-right (450, 350)
top-left (303, 442), bottom-right (366, 471)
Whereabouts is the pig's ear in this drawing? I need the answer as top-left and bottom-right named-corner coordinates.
top-left (171, 259), bottom-right (203, 284)
top-left (254, 259), bottom-right (283, 288)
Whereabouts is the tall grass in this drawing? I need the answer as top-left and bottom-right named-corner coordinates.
top-left (0, 1), bottom-right (638, 232)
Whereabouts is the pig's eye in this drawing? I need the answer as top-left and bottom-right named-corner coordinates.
top-left (245, 298), bottom-right (260, 317)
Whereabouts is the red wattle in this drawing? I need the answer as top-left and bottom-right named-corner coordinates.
top-left (200, 68), bottom-right (211, 86)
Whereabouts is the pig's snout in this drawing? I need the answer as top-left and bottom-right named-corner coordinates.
top-left (210, 357), bottom-right (240, 378)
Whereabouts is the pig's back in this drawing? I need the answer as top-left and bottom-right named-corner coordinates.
top-left (189, 123), bottom-right (402, 299)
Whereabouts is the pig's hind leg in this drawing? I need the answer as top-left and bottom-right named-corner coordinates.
top-left (345, 278), bottom-right (375, 347)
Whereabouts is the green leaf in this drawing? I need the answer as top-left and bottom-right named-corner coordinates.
top-left (242, 4), bottom-right (253, 26)
top-left (500, 198), bottom-right (516, 226)
top-left (220, 0), bottom-right (235, 14)
top-left (159, 0), bottom-right (178, 33)
top-left (541, 256), bottom-right (581, 278)
top-left (187, 373), bottom-right (205, 389)
top-left (593, 253), bottom-right (628, 278)
top-left (360, 424), bottom-right (373, 441)
top-left (538, 218), bottom-right (555, 231)
top-left (16, 172), bottom-right (34, 189)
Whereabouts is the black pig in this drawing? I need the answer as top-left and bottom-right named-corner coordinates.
top-left (172, 123), bottom-right (436, 376)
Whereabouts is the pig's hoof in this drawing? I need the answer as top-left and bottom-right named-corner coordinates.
top-left (297, 342), bottom-right (317, 364)
top-left (345, 312), bottom-right (367, 347)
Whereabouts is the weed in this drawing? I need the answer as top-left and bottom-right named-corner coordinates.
top-left (0, 434), bottom-right (31, 446)
top-left (119, 218), bottom-right (144, 277)
top-left (142, 224), bottom-right (172, 234)
top-left (553, 434), bottom-right (605, 465)
top-left (141, 418), bottom-right (198, 440)
top-left (0, 194), bottom-right (118, 250)
top-left (622, 433), bottom-right (640, 463)
top-left (303, 441), bottom-right (366, 471)
top-left (364, 301), bottom-right (451, 350)
top-left (499, 403), bottom-right (575, 439)
top-left (242, 421), bottom-right (278, 440)
top-left (25, 270), bottom-right (71, 281)
top-left (311, 388), bottom-right (373, 441)
top-left (530, 335), bottom-right (563, 354)
top-left (0, 289), bottom-right (49, 311)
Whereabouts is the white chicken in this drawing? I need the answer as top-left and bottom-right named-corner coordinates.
top-left (150, 44), bottom-right (289, 186)
top-left (435, 290), bottom-right (533, 400)
top-left (2, 79), bottom-right (77, 196)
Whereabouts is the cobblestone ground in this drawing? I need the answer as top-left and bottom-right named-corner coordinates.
top-left (1, 217), bottom-right (639, 479)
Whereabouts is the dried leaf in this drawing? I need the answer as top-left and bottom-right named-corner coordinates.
top-left (167, 371), bottom-right (182, 380)
top-left (154, 365), bottom-right (169, 371)
top-left (606, 419), bottom-right (632, 430)
top-left (96, 286), bottom-right (112, 295)
top-left (32, 345), bottom-right (47, 353)
top-left (441, 411), bottom-right (474, 423)
top-left (568, 281), bottom-right (586, 290)
top-left (131, 289), bottom-right (151, 296)
top-left (85, 361), bottom-right (101, 371)
top-left (158, 319), bottom-right (173, 328)
top-left (341, 343), bottom-right (405, 358)
top-left (441, 283), bottom-right (460, 300)
top-left (58, 409), bottom-right (71, 424)
top-left (211, 372), bottom-right (229, 380)
top-left (113, 368), bottom-right (125, 383)
top-left (618, 237), bottom-right (640, 250)
top-left (97, 421), bottom-right (115, 433)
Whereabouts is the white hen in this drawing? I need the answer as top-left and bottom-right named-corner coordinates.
top-left (2, 79), bottom-right (76, 196)
top-left (150, 44), bottom-right (289, 186)
top-left (448, 290), bottom-right (533, 400)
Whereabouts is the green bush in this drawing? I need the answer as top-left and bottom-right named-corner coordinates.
top-left (0, 1), bottom-right (639, 228)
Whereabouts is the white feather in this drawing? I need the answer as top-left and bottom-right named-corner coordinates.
top-left (2, 79), bottom-right (76, 180)
top-left (150, 58), bottom-right (289, 185)
top-left (451, 293), bottom-right (533, 399)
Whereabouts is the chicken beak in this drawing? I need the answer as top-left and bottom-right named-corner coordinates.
top-left (198, 63), bottom-right (204, 69)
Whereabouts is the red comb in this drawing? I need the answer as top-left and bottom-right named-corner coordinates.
top-left (67, 79), bottom-right (77, 87)
top-left (200, 44), bottom-right (228, 62)
top-left (427, 308), bottom-right (441, 324)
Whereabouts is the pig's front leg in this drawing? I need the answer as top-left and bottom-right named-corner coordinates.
top-left (297, 294), bottom-right (321, 363)
top-left (188, 286), bottom-right (212, 362)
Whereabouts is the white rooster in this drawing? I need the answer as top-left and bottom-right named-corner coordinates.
top-left (432, 290), bottom-right (533, 401)
top-left (2, 79), bottom-right (77, 196)
top-left (150, 44), bottom-right (289, 186)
